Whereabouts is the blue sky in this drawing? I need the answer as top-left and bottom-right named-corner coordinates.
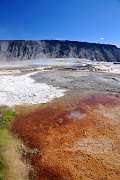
top-left (0, 0), bottom-right (120, 47)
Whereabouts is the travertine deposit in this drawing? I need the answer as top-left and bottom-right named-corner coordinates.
top-left (0, 71), bottom-right (65, 107)
top-left (11, 93), bottom-right (120, 180)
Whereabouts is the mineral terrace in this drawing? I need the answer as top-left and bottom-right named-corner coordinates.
top-left (0, 66), bottom-right (120, 180)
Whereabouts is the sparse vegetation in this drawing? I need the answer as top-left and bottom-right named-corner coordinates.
top-left (0, 108), bottom-right (16, 179)
top-left (0, 110), bottom-right (16, 129)
top-left (0, 155), bottom-right (6, 180)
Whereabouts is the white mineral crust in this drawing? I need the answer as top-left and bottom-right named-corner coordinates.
top-left (0, 72), bottom-right (65, 107)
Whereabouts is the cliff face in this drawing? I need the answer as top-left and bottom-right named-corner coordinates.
top-left (0, 40), bottom-right (120, 62)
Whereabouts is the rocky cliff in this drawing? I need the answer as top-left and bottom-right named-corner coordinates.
top-left (0, 40), bottom-right (120, 62)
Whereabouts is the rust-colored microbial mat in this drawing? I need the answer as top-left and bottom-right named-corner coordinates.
top-left (11, 93), bottom-right (120, 180)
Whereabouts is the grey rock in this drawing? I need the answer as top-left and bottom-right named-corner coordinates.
top-left (0, 40), bottom-right (120, 62)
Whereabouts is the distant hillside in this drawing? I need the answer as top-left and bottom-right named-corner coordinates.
top-left (0, 40), bottom-right (120, 62)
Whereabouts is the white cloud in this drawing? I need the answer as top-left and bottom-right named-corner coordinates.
top-left (100, 38), bottom-right (104, 40)
top-left (56, 38), bottom-right (61, 40)
top-left (113, 44), bottom-right (118, 47)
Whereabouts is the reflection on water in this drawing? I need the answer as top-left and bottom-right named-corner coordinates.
top-left (55, 64), bottom-right (95, 70)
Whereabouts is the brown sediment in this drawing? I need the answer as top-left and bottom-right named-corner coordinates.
top-left (11, 93), bottom-right (120, 180)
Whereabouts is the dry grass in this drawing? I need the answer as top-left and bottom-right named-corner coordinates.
top-left (0, 129), bottom-right (30, 180)
top-left (0, 106), bottom-right (30, 180)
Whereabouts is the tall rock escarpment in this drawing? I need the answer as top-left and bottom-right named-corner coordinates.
top-left (0, 40), bottom-right (120, 62)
